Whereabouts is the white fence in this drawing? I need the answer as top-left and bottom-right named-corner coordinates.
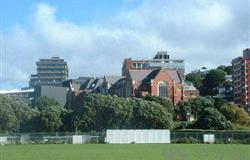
top-left (106, 129), bottom-right (170, 144)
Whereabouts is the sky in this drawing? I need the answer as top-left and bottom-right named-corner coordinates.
top-left (0, 0), bottom-right (250, 89)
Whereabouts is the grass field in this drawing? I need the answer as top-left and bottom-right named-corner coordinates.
top-left (1, 144), bottom-right (250, 160)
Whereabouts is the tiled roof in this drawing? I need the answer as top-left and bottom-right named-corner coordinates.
top-left (165, 69), bottom-right (182, 83)
top-left (129, 68), bottom-right (182, 84)
top-left (184, 80), bottom-right (197, 91)
top-left (104, 76), bottom-right (125, 85)
top-left (128, 69), bottom-right (153, 82)
top-left (80, 77), bottom-right (103, 90)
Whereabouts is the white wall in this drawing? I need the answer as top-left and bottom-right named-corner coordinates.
top-left (106, 129), bottom-right (170, 144)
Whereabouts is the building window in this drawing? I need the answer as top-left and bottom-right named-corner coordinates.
top-left (158, 81), bottom-right (168, 97)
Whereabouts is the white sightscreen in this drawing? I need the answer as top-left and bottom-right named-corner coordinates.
top-left (72, 135), bottom-right (83, 144)
top-left (0, 137), bottom-right (7, 145)
top-left (203, 134), bottom-right (215, 144)
top-left (106, 129), bottom-right (170, 144)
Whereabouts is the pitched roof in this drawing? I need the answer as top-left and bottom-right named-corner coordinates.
top-left (128, 68), bottom-right (182, 84)
top-left (164, 69), bottom-right (182, 83)
top-left (104, 76), bottom-right (125, 85)
top-left (128, 69), bottom-right (153, 82)
top-left (80, 77), bottom-right (103, 90)
top-left (184, 80), bottom-right (197, 91)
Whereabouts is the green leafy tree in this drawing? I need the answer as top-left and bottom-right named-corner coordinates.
top-left (10, 97), bottom-right (39, 132)
top-left (33, 96), bottom-right (59, 111)
top-left (185, 70), bottom-right (204, 89)
top-left (177, 97), bottom-right (214, 120)
top-left (38, 105), bottom-right (66, 132)
top-left (200, 69), bottom-right (226, 96)
top-left (214, 98), bottom-right (225, 110)
top-left (72, 94), bottom-right (133, 132)
top-left (193, 107), bottom-right (232, 130)
top-left (175, 101), bottom-right (192, 121)
top-left (143, 95), bottom-right (174, 115)
top-left (217, 65), bottom-right (232, 75)
top-left (0, 95), bottom-right (17, 132)
top-left (32, 96), bottom-right (65, 132)
top-left (130, 98), bottom-right (173, 129)
top-left (220, 104), bottom-right (250, 127)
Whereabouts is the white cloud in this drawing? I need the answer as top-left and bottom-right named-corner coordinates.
top-left (1, 0), bottom-right (250, 89)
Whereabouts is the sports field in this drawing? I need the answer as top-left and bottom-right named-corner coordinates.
top-left (1, 144), bottom-right (249, 160)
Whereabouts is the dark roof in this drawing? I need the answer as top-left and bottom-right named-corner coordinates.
top-left (129, 68), bottom-right (182, 85)
top-left (128, 69), bottom-right (153, 82)
top-left (165, 69), bottom-right (182, 83)
top-left (104, 76), bottom-right (125, 85)
top-left (80, 77), bottom-right (103, 91)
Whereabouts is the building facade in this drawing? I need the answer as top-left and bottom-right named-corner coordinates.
top-left (101, 76), bottom-right (125, 96)
top-left (29, 57), bottom-right (68, 87)
top-left (183, 81), bottom-right (199, 101)
top-left (122, 51), bottom-right (185, 80)
top-left (125, 68), bottom-right (184, 104)
top-left (232, 48), bottom-right (250, 112)
top-left (34, 85), bottom-right (68, 106)
top-left (122, 59), bottom-right (147, 76)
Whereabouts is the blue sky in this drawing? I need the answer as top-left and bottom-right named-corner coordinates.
top-left (1, 0), bottom-right (250, 89)
top-left (3, 0), bottom-right (142, 31)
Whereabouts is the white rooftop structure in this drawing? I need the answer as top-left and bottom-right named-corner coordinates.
top-left (0, 88), bottom-right (34, 99)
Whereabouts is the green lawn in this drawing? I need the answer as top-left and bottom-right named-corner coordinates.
top-left (1, 144), bottom-right (250, 160)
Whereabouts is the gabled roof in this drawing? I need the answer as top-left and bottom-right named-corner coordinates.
top-left (128, 69), bottom-right (153, 82)
top-left (80, 77), bottom-right (103, 90)
top-left (104, 76), bottom-right (125, 85)
top-left (184, 80), bottom-right (197, 91)
top-left (164, 69), bottom-right (182, 83)
top-left (128, 68), bottom-right (182, 84)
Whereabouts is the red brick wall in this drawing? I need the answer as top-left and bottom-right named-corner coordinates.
top-left (150, 70), bottom-right (183, 104)
top-left (184, 90), bottom-right (199, 101)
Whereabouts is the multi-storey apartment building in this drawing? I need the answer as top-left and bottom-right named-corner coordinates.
top-left (232, 48), bottom-right (250, 112)
top-left (29, 57), bottom-right (68, 87)
top-left (122, 51), bottom-right (185, 80)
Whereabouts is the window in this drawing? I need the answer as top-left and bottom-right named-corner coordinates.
top-left (158, 81), bottom-right (168, 97)
top-left (132, 63), bottom-right (137, 68)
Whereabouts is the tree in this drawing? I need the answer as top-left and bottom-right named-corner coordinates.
top-left (220, 104), bottom-right (250, 127)
top-left (217, 65), bottom-right (232, 75)
top-left (214, 98), bottom-right (225, 110)
top-left (200, 69), bottom-right (226, 96)
top-left (143, 95), bottom-right (174, 115)
top-left (175, 101), bottom-right (192, 121)
top-left (0, 95), bottom-right (17, 132)
top-left (71, 94), bottom-right (173, 131)
top-left (185, 70), bottom-right (204, 89)
top-left (193, 107), bottom-right (232, 130)
top-left (38, 105), bottom-right (66, 132)
top-left (32, 96), bottom-right (65, 132)
top-left (10, 97), bottom-right (39, 132)
top-left (177, 97), bottom-right (214, 121)
top-left (130, 98), bottom-right (173, 129)
top-left (33, 96), bottom-right (60, 111)
top-left (72, 94), bottom-right (133, 132)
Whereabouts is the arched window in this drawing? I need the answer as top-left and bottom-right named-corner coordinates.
top-left (158, 81), bottom-right (168, 97)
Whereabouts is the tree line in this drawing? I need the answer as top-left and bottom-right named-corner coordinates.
top-left (185, 65), bottom-right (232, 97)
top-left (1, 93), bottom-right (249, 133)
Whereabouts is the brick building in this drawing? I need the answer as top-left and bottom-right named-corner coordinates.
top-left (232, 48), bottom-right (250, 112)
top-left (183, 81), bottom-right (200, 101)
top-left (122, 59), bottom-right (147, 76)
top-left (122, 51), bottom-right (185, 80)
top-left (125, 68), bottom-right (184, 104)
